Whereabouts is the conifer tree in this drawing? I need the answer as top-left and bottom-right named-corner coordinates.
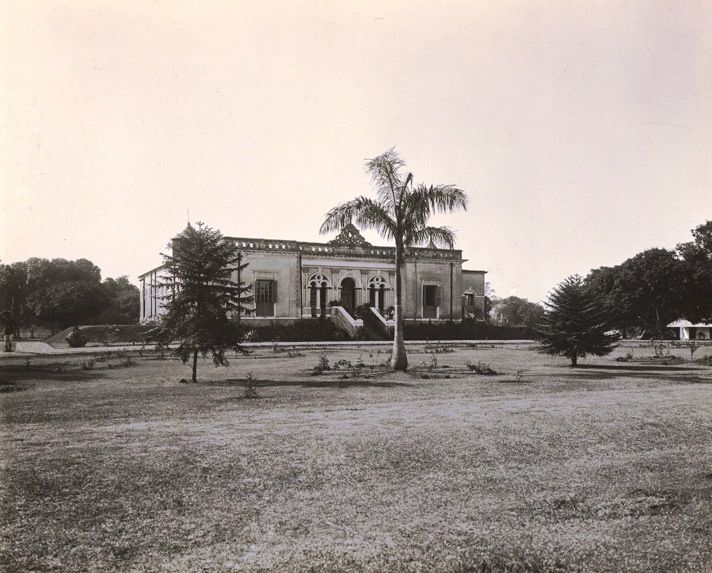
top-left (149, 223), bottom-right (252, 382)
top-left (537, 275), bottom-right (619, 367)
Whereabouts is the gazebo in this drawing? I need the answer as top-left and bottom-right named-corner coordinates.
top-left (667, 319), bottom-right (712, 340)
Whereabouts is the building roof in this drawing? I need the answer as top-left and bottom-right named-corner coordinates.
top-left (223, 232), bottom-right (463, 263)
top-left (140, 226), bottom-right (478, 278)
top-left (667, 319), bottom-right (712, 328)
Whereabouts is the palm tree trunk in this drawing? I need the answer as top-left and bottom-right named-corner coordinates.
top-left (391, 242), bottom-right (408, 371)
top-left (192, 348), bottom-right (198, 383)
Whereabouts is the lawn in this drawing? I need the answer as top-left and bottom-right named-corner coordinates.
top-left (1, 344), bottom-right (711, 572)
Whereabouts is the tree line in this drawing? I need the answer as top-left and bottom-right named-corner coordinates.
top-left (535, 221), bottom-right (711, 366)
top-left (0, 258), bottom-right (140, 335)
top-left (586, 221), bottom-right (712, 337)
top-left (485, 221), bottom-right (711, 337)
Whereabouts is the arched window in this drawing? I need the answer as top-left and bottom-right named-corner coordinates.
top-left (308, 273), bottom-right (330, 317)
top-left (368, 275), bottom-right (388, 311)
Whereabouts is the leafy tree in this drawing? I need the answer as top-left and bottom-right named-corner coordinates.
top-left (320, 148), bottom-right (467, 370)
top-left (149, 223), bottom-right (252, 383)
top-left (98, 276), bottom-right (140, 324)
top-left (1, 258), bottom-right (141, 332)
top-left (588, 249), bottom-right (685, 337)
top-left (0, 262), bottom-right (29, 333)
top-left (490, 296), bottom-right (544, 328)
top-left (26, 281), bottom-right (108, 331)
top-left (537, 275), bottom-right (619, 366)
top-left (483, 282), bottom-right (495, 323)
top-left (620, 249), bottom-right (684, 336)
top-left (22, 258), bottom-right (106, 332)
top-left (676, 221), bottom-right (712, 323)
top-left (689, 220), bottom-right (712, 254)
top-left (587, 222), bottom-right (712, 336)
top-left (586, 265), bottom-right (632, 335)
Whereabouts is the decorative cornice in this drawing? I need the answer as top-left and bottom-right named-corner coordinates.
top-left (221, 234), bottom-right (462, 262)
top-left (326, 223), bottom-right (372, 248)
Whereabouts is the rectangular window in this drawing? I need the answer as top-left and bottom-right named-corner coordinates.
top-left (423, 285), bottom-right (438, 307)
top-left (423, 285), bottom-right (438, 318)
top-left (465, 293), bottom-right (475, 306)
top-left (255, 280), bottom-right (276, 317)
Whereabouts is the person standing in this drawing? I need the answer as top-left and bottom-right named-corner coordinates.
top-left (2, 311), bottom-right (15, 352)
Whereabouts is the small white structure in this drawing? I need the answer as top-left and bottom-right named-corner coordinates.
top-left (667, 319), bottom-right (712, 340)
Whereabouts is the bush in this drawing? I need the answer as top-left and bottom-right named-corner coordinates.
top-left (352, 304), bottom-right (373, 321)
top-left (246, 319), bottom-right (341, 342)
top-left (311, 354), bottom-right (331, 376)
top-left (240, 319), bottom-right (536, 343)
top-left (48, 324), bottom-right (153, 346)
top-left (466, 361), bottom-right (498, 375)
top-left (66, 329), bottom-right (88, 348)
top-left (244, 372), bottom-right (259, 399)
top-left (615, 351), bottom-right (634, 362)
top-left (424, 341), bottom-right (455, 353)
top-left (405, 321), bottom-right (536, 341)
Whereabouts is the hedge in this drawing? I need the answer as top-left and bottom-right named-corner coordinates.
top-left (404, 321), bottom-right (536, 340)
top-left (246, 319), bottom-right (535, 342)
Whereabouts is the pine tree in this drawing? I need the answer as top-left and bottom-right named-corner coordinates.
top-left (537, 275), bottom-right (619, 367)
top-left (149, 223), bottom-right (252, 382)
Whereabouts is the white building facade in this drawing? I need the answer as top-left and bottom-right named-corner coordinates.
top-left (139, 225), bottom-right (486, 325)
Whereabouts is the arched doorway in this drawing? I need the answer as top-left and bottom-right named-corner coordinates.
top-left (340, 278), bottom-right (356, 312)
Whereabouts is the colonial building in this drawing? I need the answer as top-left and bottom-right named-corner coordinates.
top-left (139, 224), bottom-right (486, 328)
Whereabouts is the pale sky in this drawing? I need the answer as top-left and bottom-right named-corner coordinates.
top-left (1, 0), bottom-right (710, 302)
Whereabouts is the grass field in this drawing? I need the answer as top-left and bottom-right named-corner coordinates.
top-left (1, 344), bottom-right (711, 572)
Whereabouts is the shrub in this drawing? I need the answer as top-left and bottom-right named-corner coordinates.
top-left (244, 372), bottom-right (259, 399)
top-left (353, 304), bottom-right (373, 321)
top-left (513, 369), bottom-right (527, 383)
top-left (424, 341), bottom-right (455, 354)
top-left (311, 354), bottom-right (331, 375)
top-left (615, 351), bottom-right (634, 362)
top-left (466, 361), bottom-right (498, 375)
top-left (66, 329), bottom-right (88, 348)
top-left (650, 341), bottom-right (670, 358)
top-left (405, 321), bottom-right (537, 341)
top-left (247, 319), bottom-right (341, 342)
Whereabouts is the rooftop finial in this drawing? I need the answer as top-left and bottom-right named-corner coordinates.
top-left (327, 223), bottom-right (372, 248)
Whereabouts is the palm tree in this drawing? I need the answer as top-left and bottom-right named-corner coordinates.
top-left (320, 148), bottom-right (468, 370)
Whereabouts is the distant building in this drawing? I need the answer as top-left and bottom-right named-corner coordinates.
top-left (666, 319), bottom-right (711, 340)
top-left (139, 224), bottom-right (486, 326)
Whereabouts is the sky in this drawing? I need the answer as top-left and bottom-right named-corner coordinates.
top-left (1, 0), bottom-right (710, 302)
